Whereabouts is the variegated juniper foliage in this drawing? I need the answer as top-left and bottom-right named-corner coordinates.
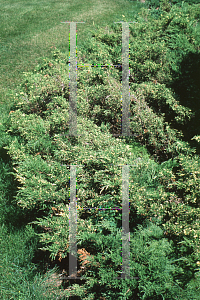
top-left (1, 1), bottom-right (200, 299)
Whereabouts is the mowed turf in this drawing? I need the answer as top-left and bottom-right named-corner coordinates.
top-left (0, 0), bottom-right (143, 109)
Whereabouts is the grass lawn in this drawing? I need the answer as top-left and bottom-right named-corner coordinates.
top-left (0, 0), bottom-right (143, 111)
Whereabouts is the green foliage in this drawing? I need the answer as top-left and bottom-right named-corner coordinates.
top-left (76, 2), bottom-right (200, 158)
top-left (0, 1), bottom-right (200, 299)
top-left (60, 222), bottom-right (199, 299)
top-left (0, 224), bottom-right (64, 300)
top-left (2, 45), bottom-right (199, 298)
top-left (145, 0), bottom-right (200, 9)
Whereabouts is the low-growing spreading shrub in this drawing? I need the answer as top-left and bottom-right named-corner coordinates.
top-left (144, 0), bottom-right (200, 9)
top-left (0, 1), bottom-right (200, 298)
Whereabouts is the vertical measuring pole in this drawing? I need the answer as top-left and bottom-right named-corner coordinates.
top-left (114, 21), bottom-right (137, 137)
top-left (114, 164), bottom-right (130, 279)
top-left (114, 164), bottom-right (139, 280)
top-left (61, 21), bottom-right (85, 136)
top-left (122, 22), bottom-right (130, 137)
top-left (69, 22), bottom-right (77, 136)
top-left (121, 164), bottom-right (130, 278)
top-left (68, 165), bottom-right (77, 277)
top-left (60, 21), bottom-right (85, 280)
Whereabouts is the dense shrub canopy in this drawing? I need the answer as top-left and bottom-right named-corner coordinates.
top-left (0, 1), bottom-right (200, 299)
